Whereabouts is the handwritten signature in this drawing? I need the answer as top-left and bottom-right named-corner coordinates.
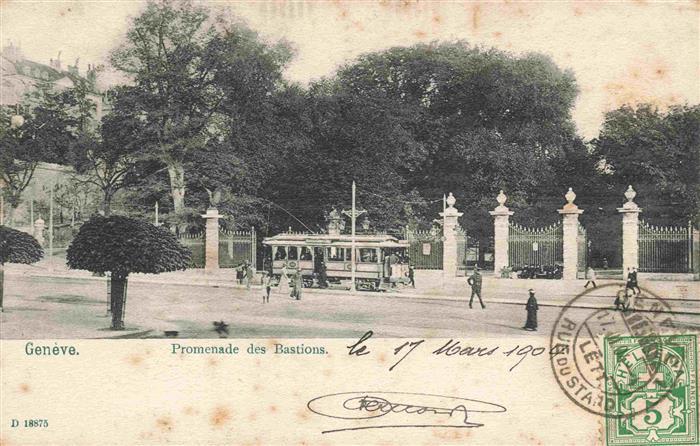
top-left (307, 391), bottom-right (507, 434)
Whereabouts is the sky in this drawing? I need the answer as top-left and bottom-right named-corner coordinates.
top-left (1, 0), bottom-right (698, 139)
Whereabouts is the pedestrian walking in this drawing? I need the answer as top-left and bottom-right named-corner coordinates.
top-left (630, 267), bottom-right (640, 294)
top-left (614, 287), bottom-right (630, 312)
top-left (625, 268), bottom-right (637, 295)
top-left (408, 264), bottom-right (415, 288)
top-left (235, 262), bottom-right (244, 285)
top-left (584, 266), bottom-right (597, 288)
top-left (523, 289), bottom-right (539, 331)
top-left (278, 265), bottom-right (290, 295)
top-left (261, 272), bottom-right (272, 303)
top-left (291, 268), bottom-right (303, 300)
top-left (245, 261), bottom-right (255, 290)
top-left (467, 266), bottom-right (485, 309)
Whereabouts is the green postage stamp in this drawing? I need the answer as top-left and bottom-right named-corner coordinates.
top-left (604, 334), bottom-right (698, 445)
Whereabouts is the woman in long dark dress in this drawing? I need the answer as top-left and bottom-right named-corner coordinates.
top-left (524, 289), bottom-right (539, 331)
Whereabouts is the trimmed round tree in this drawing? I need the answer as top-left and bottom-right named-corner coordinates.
top-left (67, 216), bottom-right (191, 330)
top-left (0, 225), bottom-right (44, 311)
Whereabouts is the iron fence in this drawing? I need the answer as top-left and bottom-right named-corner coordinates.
top-left (508, 222), bottom-right (563, 268)
top-left (577, 222), bottom-right (588, 276)
top-left (219, 227), bottom-right (256, 269)
top-left (455, 226), bottom-right (480, 271)
top-left (406, 228), bottom-right (443, 270)
top-left (638, 220), bottom-right (693, 273)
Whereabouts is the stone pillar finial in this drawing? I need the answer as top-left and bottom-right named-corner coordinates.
top-left (490, 190), bottom-right (514, 276)
top-left (446, 192), bottom-right (456, 209)
top-left (618, 186), bottom-right (642, 274)
top-left (565, 187), bottom-right (576, 205)
top-left (34, 217), bottom-right (45, 246)
top-left (496, 190), bottom-right (507, 207)
top-left (327, 208), bottom-right (343, 235)
top-left (558, 188), bottom-right (584, 280)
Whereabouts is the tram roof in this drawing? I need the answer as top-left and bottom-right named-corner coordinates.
top-left (262, 233), bottom-right (409, 248)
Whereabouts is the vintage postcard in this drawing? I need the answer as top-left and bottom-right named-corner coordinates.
top-left (1, 0), bottom-right (698, 444)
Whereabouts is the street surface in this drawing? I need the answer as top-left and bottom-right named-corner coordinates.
top-left (2, 274), bottom-right (698, 339)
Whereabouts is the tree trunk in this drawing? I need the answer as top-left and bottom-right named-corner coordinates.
top-left (0, 262), bottom-right (4, 312)
top-left (167, 162), bottom-right (186, 214)
top-left (110, 274), bottom-right (128, 330)
top-left (102, 190), bottom-right (114, 217)
top-left (7, 205), bottom-right (19, 227)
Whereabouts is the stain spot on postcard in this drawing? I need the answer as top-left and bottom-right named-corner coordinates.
top-left (210, 406), bottom-right (232, 427)
top-left (471, 4), bottom-right (481, 30)
top-left (520, 432), bottom-right (544, 445)
top-left (183, 406), bottom-right (198, 416)
top-left (296, 409), bottom-right (310, 421)
top-left (19, 383), bottom-right (30, 393)
top-left (126, 354), bottom-right (144, 366)
top-left (432, 428), bottom-right (472, 440)
top-left (155, 416), bottom-right (173, 432)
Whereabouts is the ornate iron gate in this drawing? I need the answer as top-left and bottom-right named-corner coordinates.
top-left (638, 220), bottom-right (693, 273)
top-left (456, 226), bottom-right (479, 273)
top-left (577, 222), bottom-right (588, 277)
top-left (178, 231), bottom-right (205, 268)
top-left (219, 227), bottom-right (256, 269)
top-left (406, 228), bottom-right (443, 270)
top-left (508, 222), bottom-right (563, 268)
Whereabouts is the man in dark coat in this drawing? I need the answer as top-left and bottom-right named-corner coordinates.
top-left (630, 267), bottom-right (640, 294)
top-left (523, 289), bottom-right (538, 331)
top-left (625, 268), bottom-right (639, 295)
top-left (467, 266), bottom-right (485, 309)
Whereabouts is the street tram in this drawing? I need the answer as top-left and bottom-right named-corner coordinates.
top-left (262, 232), bottom-right (410, 291)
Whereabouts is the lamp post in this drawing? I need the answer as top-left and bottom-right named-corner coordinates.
top-left (0, 178), bottom-right (5, 226)
top-left (341, 181), bottom-right (366, 292)
top-left (48, 184), bottom-right (54, 272)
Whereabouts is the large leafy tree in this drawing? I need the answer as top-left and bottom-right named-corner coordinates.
top-left (66, 88), bottom-right (144, 215)
top-left (67, 215), bottom-right (190, 330)
top-left (594, 104), bottom-right (700, 225)
top-left (280, 42), bottom-right (590, 239)
top-left (0, 226), bottom-right (43, 311)
top-left (0, 84), bottom-right (91, 224)
top-left (109, 0), bottom-right (292, 215)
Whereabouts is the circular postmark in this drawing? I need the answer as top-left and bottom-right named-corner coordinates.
top-left (549, 282), bottom-right (686, 418)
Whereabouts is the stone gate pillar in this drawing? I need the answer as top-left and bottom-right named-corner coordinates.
top-left (558, 188), bottom-right (583, 280)
top-left (489, 190), bottom-right (514, 277)
top-left (617, 186), bottom-right (642, 275)
top-left (201, 207), bottom-right (222, 273)
top-left (33, 217), bottom-right (45, 246)
top-left (440, 193), bottom-right (463, 281)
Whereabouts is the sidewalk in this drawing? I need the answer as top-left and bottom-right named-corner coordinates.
top-left (6, 261), bottom-right (700, 315)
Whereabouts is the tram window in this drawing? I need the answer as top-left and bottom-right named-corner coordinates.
top-left (288, 246), bottom-right (298, 260)
top-left (359, 248), bottom-right (378, 263)
top-left (274, 247), bottom-right (287, 260)
top-left (300, 247), bottom-right (312, 260)
top-left (326, 247), bottom-right (346, 261)
top-left (345, 249), bottom-right (352, 261)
